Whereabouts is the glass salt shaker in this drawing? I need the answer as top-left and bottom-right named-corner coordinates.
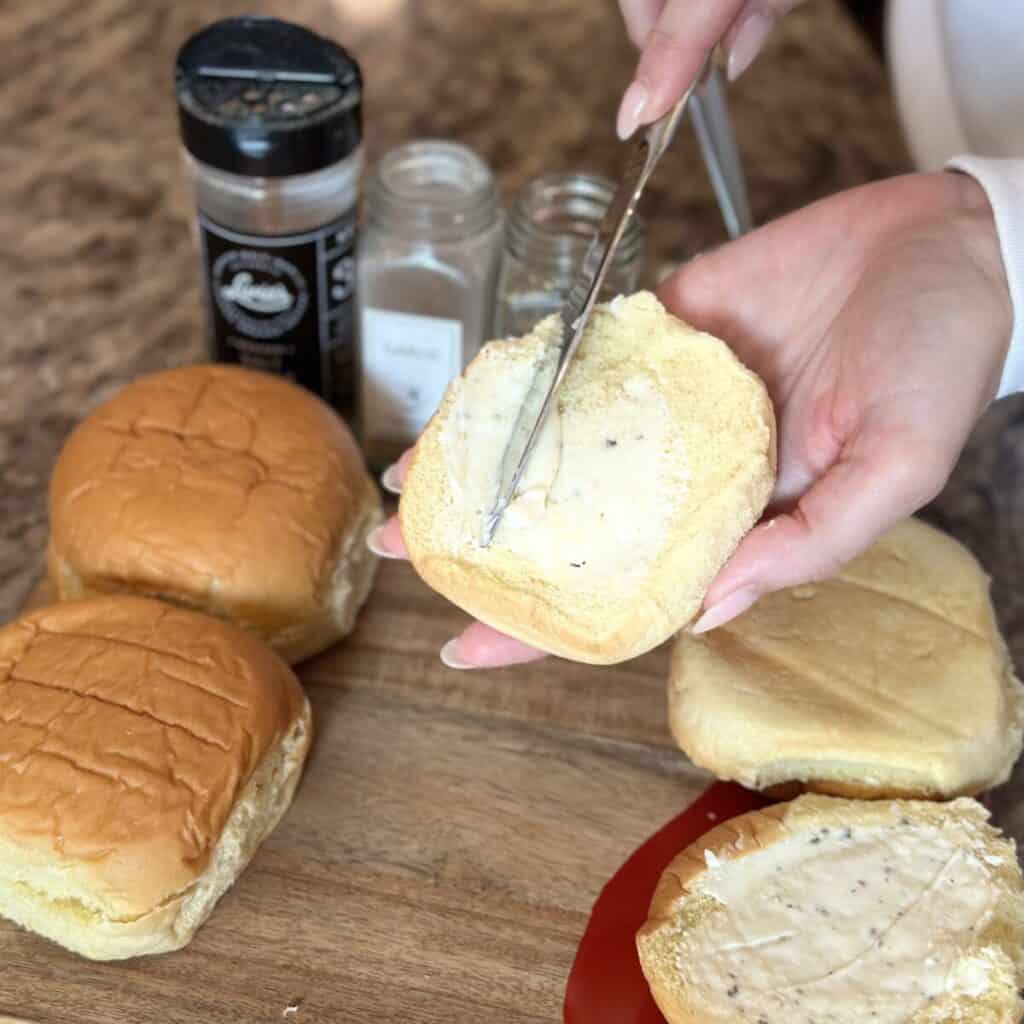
top-left (493, 171), bottom-right (644, 339)
top-left (357, 140), bottom-right (502, 471)
top-left (175, 17), bottom-right (363, 423)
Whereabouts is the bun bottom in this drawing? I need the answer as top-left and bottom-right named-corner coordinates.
top-left (0, 701), bottom-right (311, 961)
top-left (637, 795), bottom-right (1024, 1024)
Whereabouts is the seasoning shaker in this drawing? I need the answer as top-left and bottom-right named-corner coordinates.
top-left (493, 171), bottom-right (644, 339)
top-left (357, 140), bottom-right (502, 470)
top-left (175, 17), bottom-right (363, 422)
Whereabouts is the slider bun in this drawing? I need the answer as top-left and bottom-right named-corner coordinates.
top-left (637, 794), bottom-right (1024, 1024)
top-left (47, 364), bottom-right (381, 664)
top-left (670, 518), bottom-right (1024, 798)
top-left (399, 292), bottom-right (776, 664)
top-left (0, 596), bottom-right (311, 961)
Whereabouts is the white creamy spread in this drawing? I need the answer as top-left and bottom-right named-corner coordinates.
top-left (685, 825), bottom-right (996, 1024)
top-left (440, 339), bottom-right (686, 579)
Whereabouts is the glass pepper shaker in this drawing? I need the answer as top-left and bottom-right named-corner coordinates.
top-left (357, 140), bottom-right (503, 471)
top-left (493, 171), bottom-right (644, 339)
top-left (175, 16), bottom-right (363, 423)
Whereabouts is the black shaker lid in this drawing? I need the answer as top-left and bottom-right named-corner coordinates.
top-left (175, 16), bottom-right (362, 177)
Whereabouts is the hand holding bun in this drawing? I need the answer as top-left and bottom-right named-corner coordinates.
top-left (0, 596), bottom-right (311, 960)
top-left (47, 365), bottom-right (381, 663)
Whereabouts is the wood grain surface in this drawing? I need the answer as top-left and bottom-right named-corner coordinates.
top-left (1, 556), bottom-right (710, 1023)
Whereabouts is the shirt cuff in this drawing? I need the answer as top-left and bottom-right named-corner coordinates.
top-left (947, 155), bottom-right (1024, 399)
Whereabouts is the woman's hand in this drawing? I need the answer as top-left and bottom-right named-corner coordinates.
top-left (616, 0), bottom-right (804, 138)
top-left (369, 171), bottom-right (1011, 667)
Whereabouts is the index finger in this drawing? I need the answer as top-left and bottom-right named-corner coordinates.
top-left (626, 0), bottom-right (748, 130)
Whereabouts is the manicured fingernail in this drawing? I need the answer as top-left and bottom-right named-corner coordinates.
top-left (727, 11), bottom-right (772, 81)
top-left (366, 524), bottom-right (401, 559)
top-left (440, 638), bottom-right (473, 670)
top-left (690, 586), bottom-right (758, 634)
top-left (380, 463), bottom-right (402, 495)
top-left (616, 80), bottom-right (648, 140)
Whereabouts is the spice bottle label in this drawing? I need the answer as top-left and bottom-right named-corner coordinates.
top-left (197, 211), bottom-right (357, 417)
top-left (360, 308), bottom-right (463, 443)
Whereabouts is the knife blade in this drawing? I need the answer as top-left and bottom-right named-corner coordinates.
top-left (479, 55), bottom-right (712, 548)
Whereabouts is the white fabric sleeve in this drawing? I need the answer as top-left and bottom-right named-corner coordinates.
top-left (947, 156), bottom-right (1024, 398)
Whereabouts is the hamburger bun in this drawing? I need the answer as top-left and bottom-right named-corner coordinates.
top-left (637, 794), bottom-right (1024, 1024)
top-left (0, 595), bottom-right (311, 961)
top-left (669, 518), bottom-right (1024, 798)
top-left (47, 364), bottom-right (381, 664)
top-left (398, 291), bottom-right (776, 664)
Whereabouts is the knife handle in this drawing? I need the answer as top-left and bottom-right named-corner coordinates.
top-left (644, 52), bottom-right (713, 169)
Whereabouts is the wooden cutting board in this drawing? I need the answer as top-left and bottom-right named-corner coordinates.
top-left (0, 522), bottom-right (710, 1024)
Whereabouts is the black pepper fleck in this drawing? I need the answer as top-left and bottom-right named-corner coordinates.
top-left (727, 985), bottom-right (739, 998)
top-left (605, 438), bottom-right (618, 447)
top-left (569, 561), bottom-right (586, 568)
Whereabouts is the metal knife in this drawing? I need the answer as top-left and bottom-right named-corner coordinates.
top-left (479, 55), bottom-right (712, 548)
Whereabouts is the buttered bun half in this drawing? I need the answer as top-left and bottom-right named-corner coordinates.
top-left (0, 596), bottom-right (311, 960)
top-left (399, 292), bottom-right (776, 664)
top-left (637, 794), bottom-right (1024, 1024)
top-left (669, 518), bottom-right (1024, 799)
top-left (48, 364), bottom-right (381, 664)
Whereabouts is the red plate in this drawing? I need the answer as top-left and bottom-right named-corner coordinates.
top-left (563, 782), bottom-right (770, 1024)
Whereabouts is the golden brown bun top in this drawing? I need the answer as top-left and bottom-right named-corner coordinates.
top-left (0, 595), bottom-right (306, 916)
top-left (48, 364), bottom-right (372, 634)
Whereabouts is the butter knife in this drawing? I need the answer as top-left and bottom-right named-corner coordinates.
top-left (480, 55), bottom-right (712, 548)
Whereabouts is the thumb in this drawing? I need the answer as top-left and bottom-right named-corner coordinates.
top-left (691, 436), bottom-right (951, 633)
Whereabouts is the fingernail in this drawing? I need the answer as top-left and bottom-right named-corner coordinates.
top-left (616, 80), bottom-right (648, 140)
top-left (366, 524), bottom-right (401, 559)
top-left (380, 463), bottom-right (402, 495)
top-left (727, 11), bottom-right (772, 81)
top-left (440, 638), bottom-right (474, 670)
top-left (691, 586), bottom-right (758, 634)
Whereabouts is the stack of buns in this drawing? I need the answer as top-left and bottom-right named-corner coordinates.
top-left (398, 292), bottom-right (1024, 1021)
top-left (1, 364), bottom-right (380, 960)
